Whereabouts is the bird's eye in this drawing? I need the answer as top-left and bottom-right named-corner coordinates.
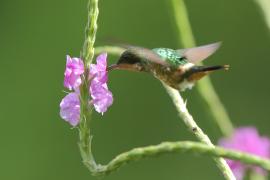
top-left (178, 56), bottom-right (186, 61)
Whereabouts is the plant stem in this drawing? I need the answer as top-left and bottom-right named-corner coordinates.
top-left (87, 141), bottom-right (270, 176)
top-left (78, 0), bottom-right (100, 173)
top-left (169, 0), bottom-right (234, 137)
top-left (163, 85), bottom-right (235, 180)
top-left (81, 0), bottom-right (99, 66)
top-left (169, 0), bottom-right (195, 48)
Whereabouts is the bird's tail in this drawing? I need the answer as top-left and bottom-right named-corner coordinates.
top-left (185, 65), bottom-right (229, 81)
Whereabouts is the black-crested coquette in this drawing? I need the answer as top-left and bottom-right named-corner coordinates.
top-left (108, 42), bottom-right (228, 91)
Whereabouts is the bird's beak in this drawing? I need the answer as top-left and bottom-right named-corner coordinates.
top-left (107, 63), bottom-right (142, 72)
top-left (107, 64), bottom-right (119, 71)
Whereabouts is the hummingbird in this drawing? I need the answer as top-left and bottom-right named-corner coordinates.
top-left (108, 42), bottom-right (228, 91)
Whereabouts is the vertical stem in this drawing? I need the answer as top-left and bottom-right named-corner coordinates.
top-left (78, 0), bottom-right (101, 173)
top-left (169, 0), bottom-right (234, 137)
top-left (82, 0), bottom-right (99, 66)
top-left (164, 85), bottom-right (235, 180)
top-left (78, 82), bottom-right (97, 171)
top-left (170, 0), bottom-right (195, 48)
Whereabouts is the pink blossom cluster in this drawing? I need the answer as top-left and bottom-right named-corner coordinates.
top-left (60, 53), bottom-right (113, 126)
top-left (219, 127), bottom-right (270, 179)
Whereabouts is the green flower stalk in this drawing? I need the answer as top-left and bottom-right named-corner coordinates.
top-left (82, 0), bottom-right (99, 66)
top-left (163, 85), bottom-right (235, 180)
top-left (78, 0), bottom-right (100, 173)
top-left (93, 141), bottom-right (270, 176)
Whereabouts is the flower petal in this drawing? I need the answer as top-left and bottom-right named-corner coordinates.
top-left (89, 53), bottom-right (113, 114)
top-left (64, 55), bottom-right (84, 90)
top-left (60, 92), bottom-right (80, 126)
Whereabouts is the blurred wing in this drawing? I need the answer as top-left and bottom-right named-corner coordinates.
top-left (127, 46), bottom-right (170, 66)
top-left (177, 42), bottom-right (221, 64)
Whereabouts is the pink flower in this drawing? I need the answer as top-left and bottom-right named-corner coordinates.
top-left (64, 55), bottom-right (84, 90)
top-left (219, 127), bottom-right (270, 179)
top-left (89, 53), bottom-right (113, 114)
top-left (89, 53), bottom-right (108, 83)
top-left (59, 92), bottom-right (80, 126)
top-left (90, 82), bottom-right (113, 114)
top-left (59, 53), bottom-right (113, 126)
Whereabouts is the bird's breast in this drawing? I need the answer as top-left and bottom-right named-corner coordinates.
top-left (149, 63), bottom-right (195, 91)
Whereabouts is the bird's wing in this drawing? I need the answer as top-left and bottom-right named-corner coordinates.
top-left (124, 45), bottom-right (171, 66)
top-left (176, 42), bottom-right (221, 64)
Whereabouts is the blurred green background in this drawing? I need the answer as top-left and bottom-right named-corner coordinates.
top-left (1, 0), bottom-right (270, 179)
